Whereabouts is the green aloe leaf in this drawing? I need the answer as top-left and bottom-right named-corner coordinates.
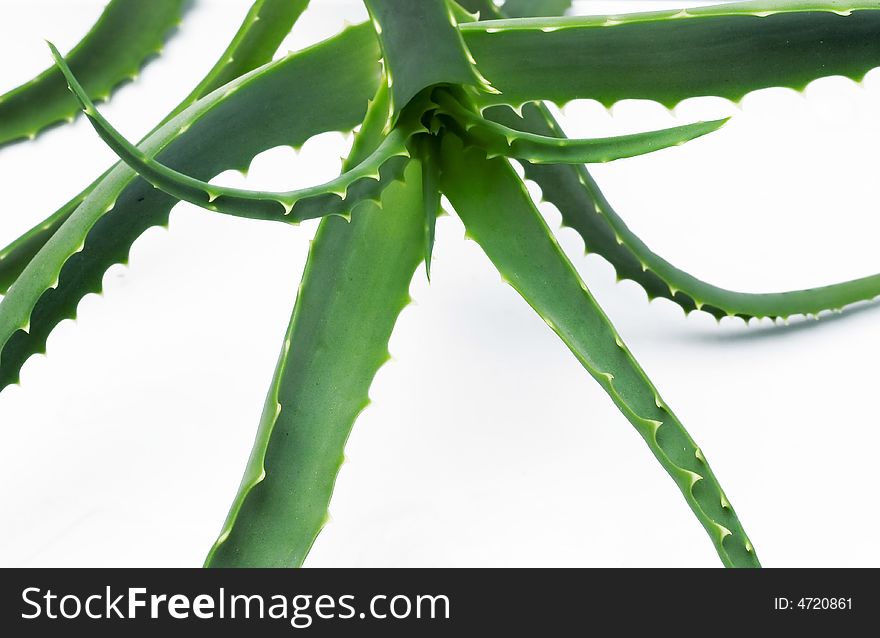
top-left (206, 162), bottom-right (426, 566)
top-left (0, 24), bottom-right (382, 391)
top-left (489, 102), bottom-right (880, 320)
top-left (364, 0), bottom-right (494, 119)
top-left (417, 136), bottom-right (442, 280)
top-left (439, 136), bottom-right (759, 568)
top-left (177, 0), bottom-right (311, 105)
top-left (462, 2), bottom-right (880, 108)
top-left (206, 80), bottom-right (428, 566)
top-left (462, 0), bottom-right (880, 320)
top-left (52, 41), bottom-right (417, 223)
top-left (0, 200), bottom-right (80, 294)
top-left (0, 0), bottom-right (311, 295)
top-left (435, 90), bottom-right (727, 164)
top-left (0, 0), bottom-right (186, 147)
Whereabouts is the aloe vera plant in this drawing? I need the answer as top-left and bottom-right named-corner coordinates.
top-left (3, 0), bottom-right (880, 568)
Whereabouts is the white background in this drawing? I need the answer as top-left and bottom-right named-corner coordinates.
top-left (1, 0), bottom-right (879, 567)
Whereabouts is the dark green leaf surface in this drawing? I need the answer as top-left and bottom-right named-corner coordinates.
top-left (462, 2), bottom-right (880, 107)
top-left (418, 136), bottom-right (442, 279)
top-left (364, 0), bottom-right (493, 117)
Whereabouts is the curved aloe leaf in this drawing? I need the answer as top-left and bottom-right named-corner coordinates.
top-left (0, 24), bottom-right (382, 391)
top-left (490, 102), bottom-right (880, 320)
top-left (53, 41), bottom-right (416, 223)
top-left (206, 81), bottom-right (425, 565)
top-left (364, 0), bottom-right (494, 120)
top-left (435, 91), bottom-right (728, 163)
top-left (208, 82), bottom-right (427, 566)
top-left (462, 2), bottom-right (880, 108)
top-left (439, 136), bottom-right (759, 568)
top-left (0, 0), bottom-right (186, 147)
top-left (207, 164), bottom-right (426, 566)
top-left (176, 0), bottom-right (311, 106)
top-left (0, 0), bottom-right (311, 295)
